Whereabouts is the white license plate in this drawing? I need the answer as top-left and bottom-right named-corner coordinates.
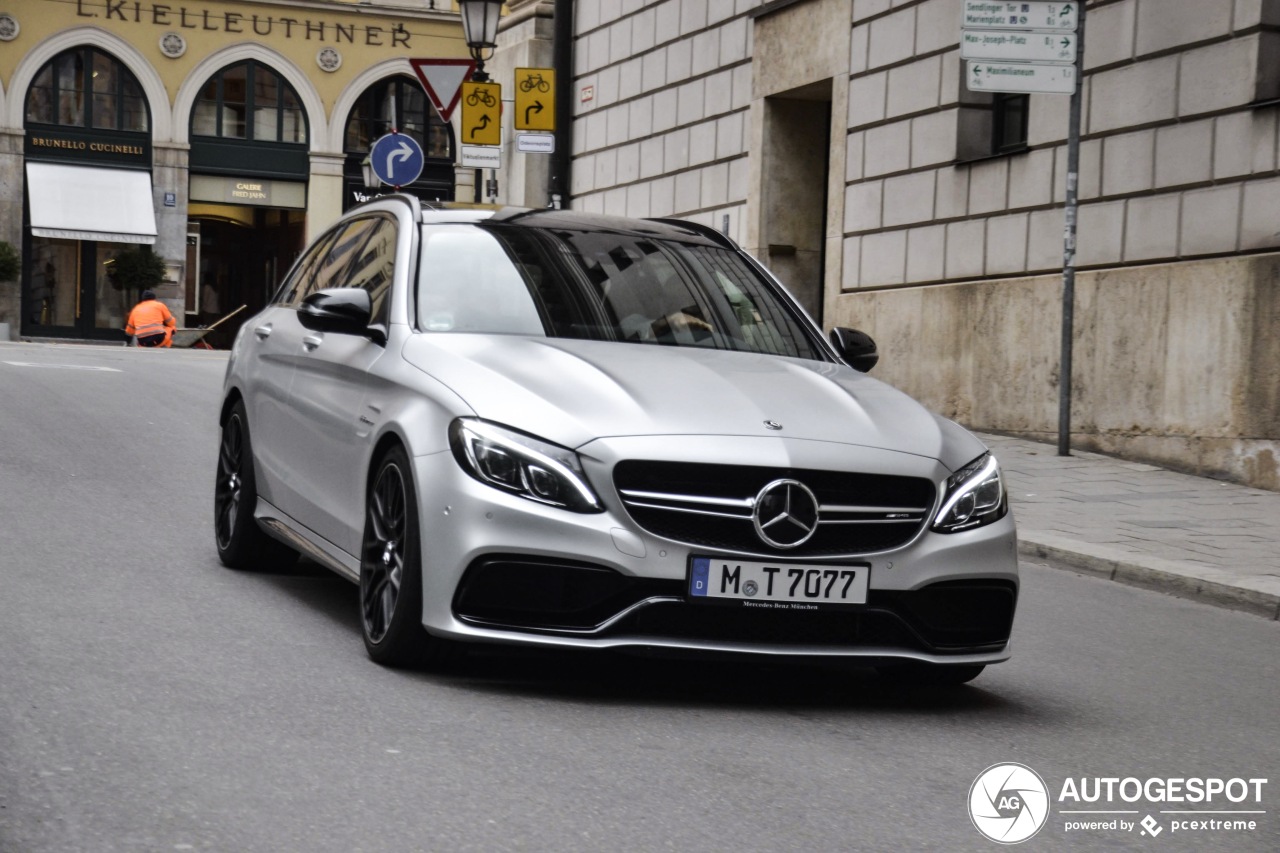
top-left (689, 556), bottom-right (869, 609)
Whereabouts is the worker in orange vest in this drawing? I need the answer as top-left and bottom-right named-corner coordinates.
top-left (125, 290), bottom-right (177, 348)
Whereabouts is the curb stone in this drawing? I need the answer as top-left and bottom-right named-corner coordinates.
top-left (1018, 535), bottom-right (1280, 621)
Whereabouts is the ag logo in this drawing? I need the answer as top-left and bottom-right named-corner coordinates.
top-left (968, 763), bottom-right (1050, 844)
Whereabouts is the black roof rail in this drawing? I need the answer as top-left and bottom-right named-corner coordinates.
top-left (645, 217), bottom-right (738, 249)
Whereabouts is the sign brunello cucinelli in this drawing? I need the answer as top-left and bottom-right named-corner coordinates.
top-left (25, 130), bottom-right (151, 167)
top-left (30, 136), bottom-right (145, 157)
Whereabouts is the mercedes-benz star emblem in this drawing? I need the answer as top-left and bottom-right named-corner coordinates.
top-left (752, 479), bottom-right (820, 549)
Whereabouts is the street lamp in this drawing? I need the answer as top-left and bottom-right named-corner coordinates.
top-left (361, 155), bottom-right (380, 189)
top-left (457, 0), bottom-right (503, 83)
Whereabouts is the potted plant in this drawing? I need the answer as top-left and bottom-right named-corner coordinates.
top-left (0, 240), bottom-right (18, 282)
top-left (106, 246), bottom-right (166, 293)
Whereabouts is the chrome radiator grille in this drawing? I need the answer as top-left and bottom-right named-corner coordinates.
top-left (613, 461), bottom-right (935, 557)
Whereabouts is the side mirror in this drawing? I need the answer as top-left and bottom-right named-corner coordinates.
top-left (298, 288), bottom-right (384, 344)
top-left (830, 327), bottom-right (879, 373)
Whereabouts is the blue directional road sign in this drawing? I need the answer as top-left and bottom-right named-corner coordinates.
top-left (369, 133), bottom-right (424, 187)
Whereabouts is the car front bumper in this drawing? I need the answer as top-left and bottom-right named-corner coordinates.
top-left (412, 436), bottom-right (1019, 665)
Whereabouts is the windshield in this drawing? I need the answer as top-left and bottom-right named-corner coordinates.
top-left (416, 223), bottom-right (824, 361)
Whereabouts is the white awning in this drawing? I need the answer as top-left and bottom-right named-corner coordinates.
top-left (26, 162), bottom-right (157, 245)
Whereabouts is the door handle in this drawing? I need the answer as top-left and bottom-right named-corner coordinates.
top-left (302, 334), bottom-right (323, 350)
top-left (254, 324), bottom-right (272, 339)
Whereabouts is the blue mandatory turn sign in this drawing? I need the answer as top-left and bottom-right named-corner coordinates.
top-left (369, 133), bottom-right (425, 187)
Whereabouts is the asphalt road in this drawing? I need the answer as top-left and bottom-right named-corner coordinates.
top-left (0, 341), bottom-right (1277, 852)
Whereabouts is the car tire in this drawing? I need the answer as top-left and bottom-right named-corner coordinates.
top-left (876, 663), bottom-right (985, 686)
top-left (360, 445), bottom-right (456, 668)
top-left (214, 400), bottom-right (298, 570)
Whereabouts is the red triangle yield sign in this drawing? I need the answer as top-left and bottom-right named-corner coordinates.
top-left (409, 58), bottom-right (476, 123)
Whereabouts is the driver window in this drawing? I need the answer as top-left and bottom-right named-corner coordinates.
top-left (343, 217), bottom-right (397, 325)
top-left (304, 217), bottom-right (381, 301)
top-left (278, 231), bottom-right (336, 306)
top-left (585, 243), bottom-right (713, 344)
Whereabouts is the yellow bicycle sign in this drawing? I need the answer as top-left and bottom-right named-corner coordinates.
top-left (514, 67), bottom-right (555, 132)
top-left (460, 81), bottom-right (501, 146)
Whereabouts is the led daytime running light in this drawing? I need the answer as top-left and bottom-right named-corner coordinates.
top-left (452, 419), bottom-right (602, 512)
top-left (933, 454), bottom-right (1003, 531)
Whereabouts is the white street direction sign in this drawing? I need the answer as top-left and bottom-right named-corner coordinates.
top-left (460, 145), bottom-right (502, 169)
top-left (967, 60), bottom-right (1077, 94)
top-left (516, 133), bottom-right (555, 154)
top-left (963, 1), bottom-right (1078, 32)
top-left (961, 30), bottom-right (1076, 63)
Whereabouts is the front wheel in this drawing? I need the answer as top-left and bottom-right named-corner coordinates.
top-left (360, 446), bottom-right (456, 668)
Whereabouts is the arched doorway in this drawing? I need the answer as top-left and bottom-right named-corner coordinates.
top-left (343, 75), bottom-right (455, 209)
top-left (187, 60), bottom-right (308, 345)
top-left (21, 46), bottom-right (156, 342)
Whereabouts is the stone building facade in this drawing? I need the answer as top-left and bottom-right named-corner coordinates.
top-left (0, 0), bottom-right (473, 345)
top-left (2, 0), bottom-right (1276, 490)
top-left (492, 0), bottom-right (1280, 490)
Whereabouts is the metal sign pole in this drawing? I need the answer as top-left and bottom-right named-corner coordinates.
top-left (1058, 3), bottom-right (1086, 457)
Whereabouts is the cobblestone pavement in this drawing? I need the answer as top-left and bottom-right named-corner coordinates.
top-left (980, 432), bottom-right (1280, 620)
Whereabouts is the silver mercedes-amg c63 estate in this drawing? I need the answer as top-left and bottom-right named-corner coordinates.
top-left (215, 195), bottom-right (1017, 685)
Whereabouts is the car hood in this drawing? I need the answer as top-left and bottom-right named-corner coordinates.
top-left (401, 334), bottom-right (984, 467)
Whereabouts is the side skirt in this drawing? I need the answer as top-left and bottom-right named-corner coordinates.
top-left (255, 499), bottom-right (361, 583)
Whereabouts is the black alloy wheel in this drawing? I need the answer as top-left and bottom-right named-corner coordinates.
top-left (214, 409), bottom-right (246, 553)
top-left (360, 445), bottom-right (454, 667)
top-left (214, 400), bottom-right (297, 570)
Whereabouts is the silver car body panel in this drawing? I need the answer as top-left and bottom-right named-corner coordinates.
top-left (223, 197), bottom-right (1018, 665)
top-left (399, 334), bottom-right (988, 465)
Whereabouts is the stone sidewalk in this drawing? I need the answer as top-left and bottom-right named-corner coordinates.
top-left (979, 433), bottom-right (1280, 620)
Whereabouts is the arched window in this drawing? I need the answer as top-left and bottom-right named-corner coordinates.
top-left (26, 47), bottom-right (148, 132)
top-left (344, 76), bottom-right (450, 159)
top-left (192, 61), bottom-right (306, 144)
top-left (343, 76), bottom-right (454, 204)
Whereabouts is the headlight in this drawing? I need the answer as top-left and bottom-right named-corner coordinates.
top-left (449, 418), bottom-right (603, 513)
top-left (932, 452), bottom-right (1007, 533)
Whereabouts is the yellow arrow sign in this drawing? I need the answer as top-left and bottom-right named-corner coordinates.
top-left (460, 81), bottom-right (501, 146)
top-left (514, 68), bottom-right (555, 132)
